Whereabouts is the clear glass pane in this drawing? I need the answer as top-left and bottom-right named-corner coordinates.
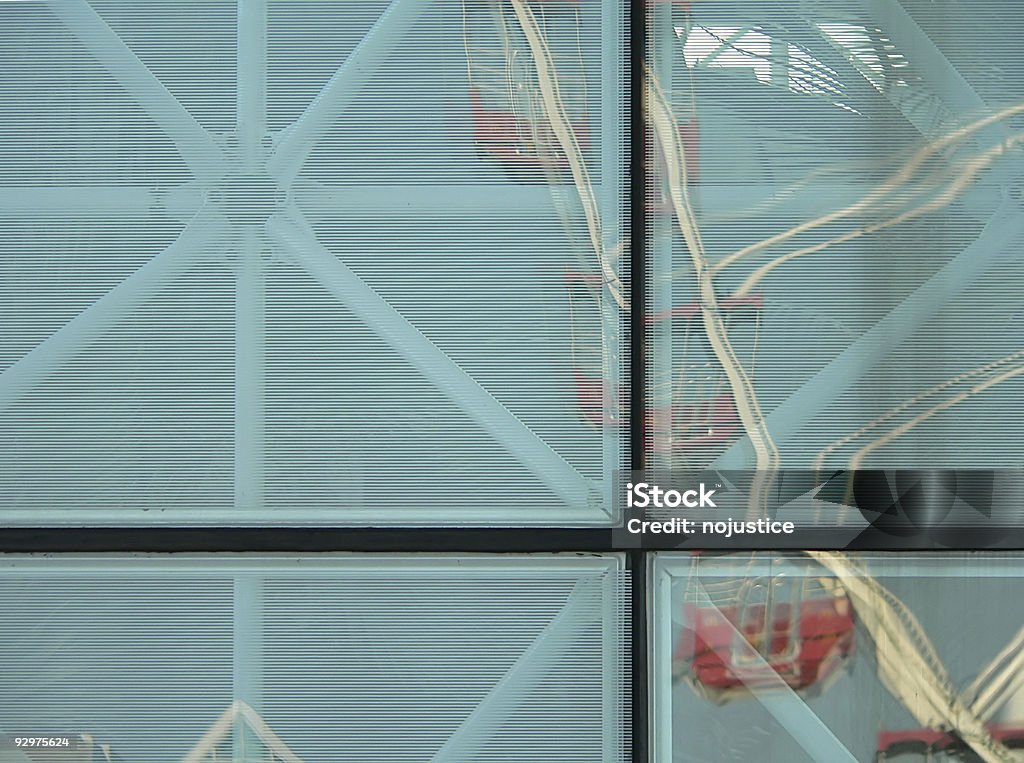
top-left (651, 551), bottom-right (1024, 762)
top-left (645, 0), bottom-right (1024, 474)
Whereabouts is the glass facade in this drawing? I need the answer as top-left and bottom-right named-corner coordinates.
top-left (2, 1), bottom-right (1023, 762)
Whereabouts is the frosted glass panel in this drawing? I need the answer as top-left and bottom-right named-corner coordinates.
top-left (0, 554), bottom-right (630, 762)
top-left (0, 0), bottom-right (627, 525)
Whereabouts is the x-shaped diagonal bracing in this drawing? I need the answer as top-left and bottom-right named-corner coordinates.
top-left (0, 0), bottom-right (596, 515)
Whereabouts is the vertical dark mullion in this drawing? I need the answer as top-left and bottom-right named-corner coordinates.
top-left (628, 548), bottom-right (650, 763)
top-left (630, 0), bottom-right (647, 477)
top-left (629, 0), bottom-right (649, 758)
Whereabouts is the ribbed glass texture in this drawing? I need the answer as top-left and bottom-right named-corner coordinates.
top-left (0, 0), bottom-right (628, 525)
top-left (646, 1), bottom-right (1024, 472)
top-left (650, 551), bottom-right (1024, 762)
top-left (0, 554), bottom-right (631, 762)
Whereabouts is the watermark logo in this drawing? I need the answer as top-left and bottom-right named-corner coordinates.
top-left (625, 481), bottom-right (717, 509)
top-left (614, 469), bottom-right (1020, 549)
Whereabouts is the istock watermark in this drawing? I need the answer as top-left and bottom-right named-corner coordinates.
top-left (612, 469), bottom-right (1024, 549)
top-left (624, 481), bottom-right (718, 509)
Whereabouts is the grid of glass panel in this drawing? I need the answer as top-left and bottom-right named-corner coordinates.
top-left (3, 1), bottom-right (1024, 761)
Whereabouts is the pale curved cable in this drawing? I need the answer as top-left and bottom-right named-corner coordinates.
top-left (732, 133), bottom-right (1024, 296)
top-left (807, 551), bottom-right (1021, 763)
top-left (969, 626), bottom-right (1024, 722)
top-left (848, 362), bottom-right (1024, 470)
top-left (669, 143), bottom-right (940, 251)
top-left (646, 67), bottom-right (780, 510)
top-left (713, 99), bottom-right (1024, 276)
top-left (814, 348), bottom-right (1024, 472)
top-left (508, 0), bottom-right (628, 310)
top-left (477, 0), bottom-right (594, 270)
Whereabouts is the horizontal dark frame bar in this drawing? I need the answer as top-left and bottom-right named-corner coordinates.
top-left (1, 525), bottom-right (1022, 554)
top-left (0, 527), bottom-right (625, 554)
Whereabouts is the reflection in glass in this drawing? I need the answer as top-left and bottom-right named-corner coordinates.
top-left (651, 552), bottom-right (1024, 762)
top-left (646, 1), bottom-right (1024, 477)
